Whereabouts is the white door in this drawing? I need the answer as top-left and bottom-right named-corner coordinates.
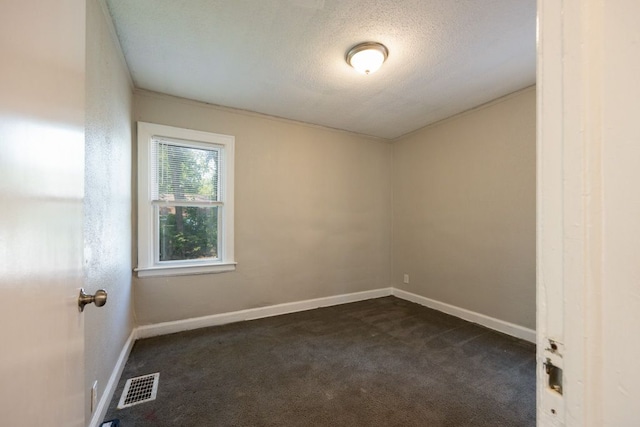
top-left (0, 0), bottom-right (87, 425)
top-left (538, 1), bottom-right (640, 426)
top-left (537, 1), bottom-right (567, 424)
top-left (538, 0), bottom-right (599, 424)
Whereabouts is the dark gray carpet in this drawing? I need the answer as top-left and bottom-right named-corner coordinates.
top-left (104, 296), bottom-right (535, 426)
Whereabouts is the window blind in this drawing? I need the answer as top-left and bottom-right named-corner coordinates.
top-left (151, 138), bottom-right (220, 203)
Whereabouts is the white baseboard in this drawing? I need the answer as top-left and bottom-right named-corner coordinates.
top-left (135, 288), bottom-right (394, 339)
top-left (88, 330), bottom-right (136, 427)
top-left (135, 287), bottom-right (535, 342)
top-left (392, 288), bottom-right (536, 343)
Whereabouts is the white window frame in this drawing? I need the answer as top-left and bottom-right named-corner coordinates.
top-left (135, 122), bottom-right (235, 277)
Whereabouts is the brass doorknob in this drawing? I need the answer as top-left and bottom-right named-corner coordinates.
top-left (78, 288), bottom-right (108, 312)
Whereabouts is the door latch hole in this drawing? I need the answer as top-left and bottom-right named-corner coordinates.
top-left (544, 359), bottom-right (563, 395)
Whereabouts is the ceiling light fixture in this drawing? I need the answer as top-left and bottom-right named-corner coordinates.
top-left (346, 42), bottom-right (389, 75)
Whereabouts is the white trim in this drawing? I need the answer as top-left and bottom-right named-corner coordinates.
top-left (135, 288), bottom-right (393, 339)
top-left (392, 288), bottom-right (536, 343)
top-left (135, 262), bottom-right (237, 278)
top-left (152, 200), bottom-right (224, 207)
top-left (88, 330), bottom-right (136, 427)
top-left (135, 287), bottom-right (535, 342)
top-left (136, 122), bottom-right (235, 276)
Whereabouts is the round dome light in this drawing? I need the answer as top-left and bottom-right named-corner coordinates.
top-left (346, 42), bottom-right (389, 75)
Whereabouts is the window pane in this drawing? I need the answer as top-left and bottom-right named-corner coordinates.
top-left (158, 206), bottom-right (219, 261)
top-left (153, 141), bottom-right (219, 202)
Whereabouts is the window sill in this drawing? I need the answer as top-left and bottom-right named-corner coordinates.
top-left (134, 262), bottom-right (237, 278)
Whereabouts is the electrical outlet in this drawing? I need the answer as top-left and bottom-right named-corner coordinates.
top-left (91, 381), bottom-right (98, 413)
top-left (403, 274), bottom-right (409, 284)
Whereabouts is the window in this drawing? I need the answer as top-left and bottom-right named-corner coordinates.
top-left (136, 122), bottom-right (235, 277)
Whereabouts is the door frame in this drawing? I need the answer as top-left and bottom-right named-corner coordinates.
top-left (537, 0), bottom-right (604, 425)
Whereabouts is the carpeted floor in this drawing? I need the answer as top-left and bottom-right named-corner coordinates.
top-left (104, 296), bottom-right (535, 426)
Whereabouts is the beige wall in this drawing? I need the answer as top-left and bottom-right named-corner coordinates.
top-left (84, 0), bottom-right (135, 421)
top-left (392, 87), bottom-right (536, 329)
top-left (133, 91), bottom-right (392, 325)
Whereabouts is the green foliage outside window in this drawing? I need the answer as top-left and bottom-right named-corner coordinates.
top-left (159, 206), bottom-right (218, 261)
top-left (156, 142), bottom-right (220, 261)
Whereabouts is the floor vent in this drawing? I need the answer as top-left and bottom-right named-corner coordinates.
top-left (117, 373), bottom-right (159, 409)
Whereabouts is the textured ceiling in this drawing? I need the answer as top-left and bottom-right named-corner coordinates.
top-left (105, 0), bottom-right (536, 139)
